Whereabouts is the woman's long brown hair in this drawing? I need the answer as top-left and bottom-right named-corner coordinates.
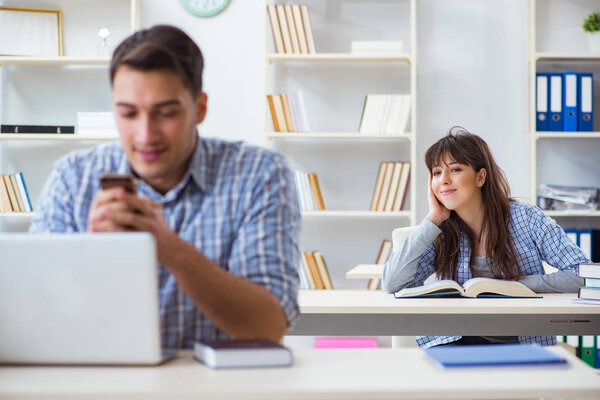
top-left (424, 127), bottom-right (521, 281)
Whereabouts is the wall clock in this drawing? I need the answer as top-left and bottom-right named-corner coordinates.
top-left (180, 0), bottom-right (230, 18)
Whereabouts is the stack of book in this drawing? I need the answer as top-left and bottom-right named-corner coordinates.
top-left (538, 184), bottom-right (600, 211)
top-left (267, 4), bottom-right (316, 55)
top-left (0, 173), bottom-right (33, 213)
top-left (267, 92), bottom-right (309, 132)
top-left (577, 263), bottom-right (600, 303)
top-left (369, 161), bottom-right (410, 212)
top-left (293, 171), bottom-right (325, 211)
top-left (299, 251), bottom-right (333, 290)
top-left (367, 239), bottom-right (392, 290)
top-left (358, 94), bottom-right (411, 135)
top-left (76, 112), bottom-right (118, 137)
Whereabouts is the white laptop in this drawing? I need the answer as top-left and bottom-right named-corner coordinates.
top-left (0, 232), bottom-right (172, 365)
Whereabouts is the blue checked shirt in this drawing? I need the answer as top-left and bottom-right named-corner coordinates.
top-left (30, 137), bottom-right (301, 349)
top-left (383, 201), bottom-right (588, 349)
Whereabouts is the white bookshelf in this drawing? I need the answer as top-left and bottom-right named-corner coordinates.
top-left (0, 0), bottom-right (139, 229)
top-left (265, 0), bottom-right (417, 289)
top-left (527, 0), bottom-right (600, 227)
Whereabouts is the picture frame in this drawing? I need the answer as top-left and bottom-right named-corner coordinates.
top-left (0, 6), bottom-right (62, 57)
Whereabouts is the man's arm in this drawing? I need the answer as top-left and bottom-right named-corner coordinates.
top-left (90, 160), bottom-right (301, 342)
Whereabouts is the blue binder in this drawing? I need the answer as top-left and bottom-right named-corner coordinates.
top-left (548, 73), bottom-right (563, 131)
top-left (562, 72), bottom-right (578, 131)
top-left (578, 73), bottom-right (594, 131)
top-left (536, 73), bottom-right (549, 131)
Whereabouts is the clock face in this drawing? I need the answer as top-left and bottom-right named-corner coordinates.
top-left (180, 0), bottom-right (231, 17)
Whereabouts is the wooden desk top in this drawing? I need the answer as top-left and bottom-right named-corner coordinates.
top-left (299, 290), bottom-right (599, 315)
top-left (0, 347), bottom-right (598, 399)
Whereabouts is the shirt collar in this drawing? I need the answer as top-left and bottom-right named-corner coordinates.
top-left (116, 135), bottom-right (210, 201)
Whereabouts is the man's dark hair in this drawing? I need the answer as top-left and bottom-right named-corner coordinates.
top-left (110, 25), bottom-right (204, 98)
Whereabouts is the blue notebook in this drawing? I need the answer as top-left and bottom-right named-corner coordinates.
top-left (424, 343), bottom-right (568, 368)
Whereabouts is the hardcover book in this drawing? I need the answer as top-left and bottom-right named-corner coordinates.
top-left (394, 277), bottom-right (541, 298)
top-left (194, 339), bottom-right (293, 369)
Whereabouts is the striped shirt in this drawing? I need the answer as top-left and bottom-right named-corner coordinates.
top-left (30, 137), bottom-right (301, 349)
top-left (383, 201), bottom-right (588, 348)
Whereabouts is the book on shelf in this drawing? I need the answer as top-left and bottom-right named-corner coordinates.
top-left (293, 171), bottom-right (325, 211)
top-left (393, 277), bottom-right (541, 299)
top-left (0, 173), bottom-right (33, 213)
top-left (369, 161), bottom-right (410, 212)
top-left (1, 124), bottom-right (74, 134)
top-left (358, 94), bottom-right (411, 135)
top-left (267, 5), bottom-right (285, 54)
top-left (299, 250), bottom-right (333, 290)
top-left (275, 5), bottom-right (293, 54)
top-left (283, 5), bottom-right (300, 54)
top-left (424, 343), bottom-right (568, 368)
top-left (76, 112), bottom-right (118, 137)
top-left (193, 339), bottom-right (293, 369)
top-left (291, 5), bottom-right (308, 54)
top-left (300, 5), bottom-right (316, 54)
top-left (267, 92), bottom-right (309, 133)
top-left (350, 40), bottom-right (404, 54)
top-left (565, 230), bottom-right (600, 262)
top-left (367, 239), bottom-right (392, 290)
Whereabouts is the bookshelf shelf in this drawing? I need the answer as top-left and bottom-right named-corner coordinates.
top-left (268, 132), bottom-right (412, 140)
top-left (0, 0), bottom-right (140, 230)
top-left (0, 134), bottom-right (118, 141)
top-left (0, 56), bottom-right (111, 66)
top-left (265, 0), bottom-right (416, 290)
top-left (528, 0), bottom-right (600, 230)
top-left (0, 213), bottom-right (34, 218)
top-left (533, 132), bottom-right (600, 139)
top-left (301, 210), bottom-right (412, 218)
top-left (535, 53), bottom-right (600, 62)
top-left (267, 53), bottom-right (411, 64)
top-left (543, 211), bottom-right (600, 218)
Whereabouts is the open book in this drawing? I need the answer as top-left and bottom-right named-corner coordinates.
top-left (393, 277), bottom-right (541, 298)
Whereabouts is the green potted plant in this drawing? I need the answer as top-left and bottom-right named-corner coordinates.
top-left (582, 11), bottom-right (600, 52)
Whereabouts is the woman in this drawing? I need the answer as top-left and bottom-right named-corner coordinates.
top-left (382, 127), bottom-right (587, 348)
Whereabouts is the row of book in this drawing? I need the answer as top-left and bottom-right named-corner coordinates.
top-left (293, 171), bottom-right (325, 211)
top-left (359, 95), bottom-right (411, 135)
top-left (370, 161), bottom-right (411, 212)
top-left (536, 72), bottom-right (594, 132)
top-left (577, 262), bottom-right (600, 303)
top-left (298, 250), bottom-right (333, 290)
top-left (267, 93), bottom-right (309, 133)
top-left (267, 4), bottom-right (316, 55)
top-left (538, 184), bottom-right (600, 211)
top-left (558, 335), bottom-right (600, 369)
top-left (0, 173), bottom-right (33, 213)
top-left (367, 239), bottom-right (392, 290)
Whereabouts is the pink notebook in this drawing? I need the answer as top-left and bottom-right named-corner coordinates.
top-left (314, 337), bottom-right (378, 349)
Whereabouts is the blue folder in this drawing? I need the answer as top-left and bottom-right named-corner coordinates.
top-left (549, 73), bottom-right (563, 131)
top-left (424, 343), bottom-right (568, 368)
top-left (536, 73), bottom-right (549, 131)
top-left (578, 73), bottom-right (594, 132)
top-left (562, 72), bottom-right (578, 131)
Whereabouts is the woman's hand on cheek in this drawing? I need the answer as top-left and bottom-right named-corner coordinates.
top-left (426, 174), bottom-right (450, 226)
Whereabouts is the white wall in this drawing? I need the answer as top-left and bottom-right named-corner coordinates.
top-left (141, 0), bottom-right (529, 222)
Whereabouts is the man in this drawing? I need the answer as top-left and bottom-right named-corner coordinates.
top-left (30, 25), bottom-right (301, 348)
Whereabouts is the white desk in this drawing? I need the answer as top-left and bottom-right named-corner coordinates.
top-left (0, 347), bottom-right (598, 400)
top-left (290, 290), bottom-right (600, 335)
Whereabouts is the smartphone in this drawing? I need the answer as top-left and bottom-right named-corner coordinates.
top-left (99, 173), bottom-right (137, 194)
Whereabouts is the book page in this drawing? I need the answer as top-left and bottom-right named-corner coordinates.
top-left (463, 277), bottom-right (539, 298)
top-left (394, 279), bottom-right (463, 298)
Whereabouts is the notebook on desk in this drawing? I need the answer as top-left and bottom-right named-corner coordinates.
top-left (0, 232), bottom-right (173, 365)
